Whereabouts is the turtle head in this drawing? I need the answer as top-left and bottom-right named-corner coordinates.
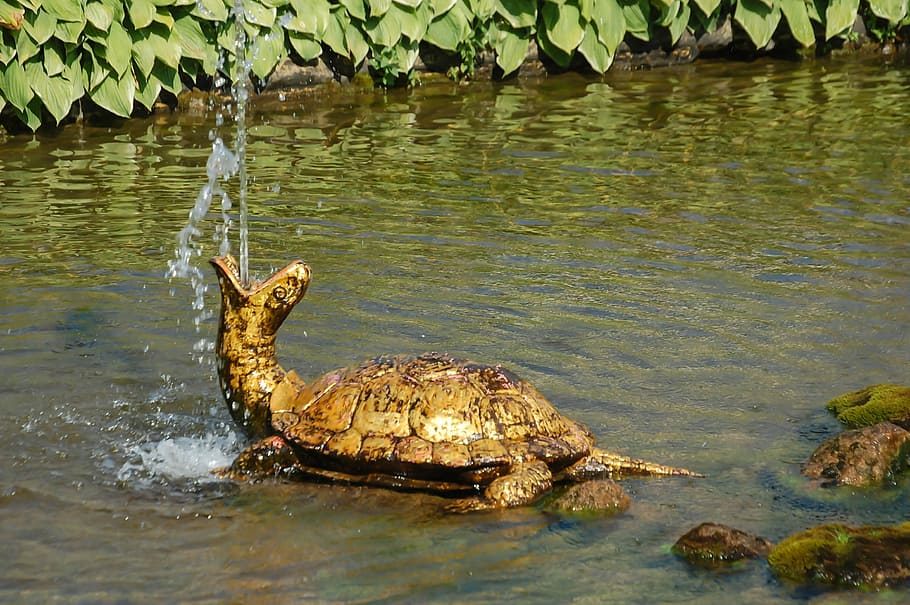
top-left (210, 255), bottom-right (312, 437)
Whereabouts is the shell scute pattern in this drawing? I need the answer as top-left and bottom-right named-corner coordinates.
top-left (278, 352), bottom-right (589, 470)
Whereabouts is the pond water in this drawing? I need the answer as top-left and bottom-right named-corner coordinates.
top-left (2, 55), bottom-right (910, 603)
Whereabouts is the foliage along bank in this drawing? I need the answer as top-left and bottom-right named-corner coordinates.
top-left (0, 0), bottom-right (908, 131)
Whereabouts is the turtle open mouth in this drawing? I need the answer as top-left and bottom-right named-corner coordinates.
top-left (211, 255), bottom-right (311, 298)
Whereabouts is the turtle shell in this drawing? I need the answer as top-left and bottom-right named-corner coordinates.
top-left (270, 353), bottom-right (594, 485)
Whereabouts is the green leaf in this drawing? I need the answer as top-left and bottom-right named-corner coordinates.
top-left (152, 61), bottom-right (181, 94)
top-left (99, 0), bottom-right (125, 22)
top-left (244, 1), bottom-right (278, 26)
top-left (288, 31), bottom-right (322, 59)
top-left (391, 3), bottom-right (427, 40)
top-left (591, 0), bottom-right (625, 52)
top-left (83, 47), bottom-right (106, 90)
top-left (345, 19), bottom-right (369, 63)
top-left (778, 0), bottom-right (815, 46)
top-left (25, 60), bottom-right (72, 124)
top-left (63, 51), bottom-right (85, 100)
top-left (54, 19), bottom-right (84, 43)
top-left (868, 0), bottom-right (907, 22)
top-left (324, 8), bottom-right (349, 54)
top-left (15, 27), bottom-right (39, 62)
top-left (656, 0), bottom-right (677, 25)
top-left (134, 70), bottom-right (162, 110)
top-left (0, 31), bottom-right (15, 64)
top-left (468, 0), bottom-right (495, 18)
top-left (667, 0), bottom-right (689, 43)
top-left (43, 40), bottom-right (66, 76)
top-left (129, 0), bottom-right (157, 28)
top-left (44, 0), bottom-right (84, 21)
top-left (148, 24), bottom-right (181, 67)
top-left (194, 0), bottom-right (230, 20)
top-left (492, 22), bottom-right (529, 74)
top-left (579, 0), bottom-right (594, 19)
top-left (250, 25), bottom-right (285, 78)
top-left (394, 38), bottom-right (419, 71)
top-left (425, 2), bottom-right (470, 49)
top-left (619, 0), bottom-right (649, 39)
top-left (578, 21), bottom-right (612, 71)
top-left (91, 69), bottom-right (134, 117)
top-left (16, 96), bottom-right (43, 131)
top-left (339, 0), bottom-right (367, 21)
top-left (131, 33), bottom-right (156, 77)
top-left (734, 0), bottom-right (781, 47)
top-left (542, 1), bottom-right (585, 53)
top-left (173, 13), bottom-right (208, 60)
top-left (105, 20), bottom-right (132, 76)
top-left (690, 0), bottom-right (721, 17)
top-left (495, 0), bottom-right (537, 27)
top-left (536, 22), bottom-right (573, 65)
top-left (0, 56), bottom-right (33, 111)
top-left (364, 11), bottom-right (403, 45)
top-left (825, 0), bottom-right (859, 38)
top-left (806, 0), bottom-right (822, 21)
top-left (85, 2), bottom-right (113, 30)
top-left (394, 0), bottom-right (423, 7)
top-left (153, 8), bottom-right (175, 27)
top-left (370, 0), bottom-right (393, 17)
top-left (22, 9), bottom-right (56, 44)
top-left (288, 0), bottom-right (331, 34)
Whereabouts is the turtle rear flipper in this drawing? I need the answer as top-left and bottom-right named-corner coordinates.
top-left (445, 460), bottom-right (553, 512)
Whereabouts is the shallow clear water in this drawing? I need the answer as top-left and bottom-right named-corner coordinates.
top-left (2, 55), bottom-right (910, 603)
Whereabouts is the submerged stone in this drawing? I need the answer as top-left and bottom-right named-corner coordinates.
top-left (768, 522), bottom-right (910, 589)
top-left (672, 522), bottom-right (772, 567)
top-left (827, 384), bottom-right (910, 429)
top-left (546, 479), bottom-right (631, 514)
top-left (801, 422), bottom-right (910, 487)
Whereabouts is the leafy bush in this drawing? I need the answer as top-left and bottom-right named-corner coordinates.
top-left (0, 0), bottom-right (907, 131)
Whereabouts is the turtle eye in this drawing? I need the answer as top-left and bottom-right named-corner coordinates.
top-left (273, 286), bottom-right (287, 301)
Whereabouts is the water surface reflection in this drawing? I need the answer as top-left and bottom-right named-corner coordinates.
top-left (1, 56), bottom-right (909, 603)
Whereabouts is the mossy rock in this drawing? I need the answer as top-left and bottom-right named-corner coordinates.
top-left (672, 522), bottom-right (772, 568)
top-left (544, 479), bottom-right (631, 515)
top-left (768, 522), bottom-right (910, 589)
top-left (827, 385), bottom-right (910, 429)
top-left (801, 422), bottom-right (910, 487)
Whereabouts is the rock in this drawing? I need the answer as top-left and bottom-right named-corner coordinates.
top-left (827, 384), bottom-right (910, 429)
top-left (696, 16), bottom-right (734, 55)
top-left (672, 523), bottom-right (772, 567)
top-left (802, 422), bottom-right (910, 487)
top-left (546, 479), bottom-right (631, 514)
top-left (768, 522), bottom-right (910, 589)
top-left (263, 57), bottom-right (335, 91)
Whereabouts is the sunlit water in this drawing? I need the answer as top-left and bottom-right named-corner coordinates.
top-left (2, 56), bottom-right (910, 603)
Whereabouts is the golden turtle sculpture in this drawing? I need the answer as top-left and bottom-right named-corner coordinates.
top-left (211, 255), bottom-right (699, 510)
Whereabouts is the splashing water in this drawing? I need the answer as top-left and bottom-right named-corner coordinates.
top-left (233, 0), bottom-right (252, 288)
top-left (116, 429), bottom-right (242, 487)
top-left (167, 0), bottom-right (254, 349)
top-left (166, 137), bottom-right (238, 331)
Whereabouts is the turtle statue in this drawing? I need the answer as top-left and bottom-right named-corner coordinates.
top-left (211, 255), bottom-right (700, 510)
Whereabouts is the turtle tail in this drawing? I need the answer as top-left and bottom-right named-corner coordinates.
top-left (566, 448), bottom-right (703, 480)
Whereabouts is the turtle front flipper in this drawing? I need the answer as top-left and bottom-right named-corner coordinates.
top-left (214, 435), bottom-right (304, 481)
top-left (446, 461), bottom-right (553, 512)
top-left (565, 447), bottom-right (703, 480)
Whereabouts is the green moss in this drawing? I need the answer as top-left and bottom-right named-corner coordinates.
top-left (768, 522), bottom-right (910, 589)
top-left (350, 72), bottom-right (375, 90)
top-left (827, 384), bottom-right (910, 429)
